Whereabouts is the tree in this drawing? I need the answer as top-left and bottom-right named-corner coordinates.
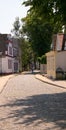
top-left (21, 0), bottom-right (66, 59)
top-left (23, 0), bottom-right (66, 33)
top-left (11, 17), bottom-right (34, 71)
top-left (21, 9), bottom-right (53, 57)
top-left (20, 38), bottom-right (34, 70)
top-left (11, 17), bottom-right (20, 37)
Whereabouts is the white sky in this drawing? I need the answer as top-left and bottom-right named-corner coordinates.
top-left (0, 0), bottom-right (28, 34)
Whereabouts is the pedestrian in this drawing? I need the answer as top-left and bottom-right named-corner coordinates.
top-left (31, 63), bottom-right (34, 73)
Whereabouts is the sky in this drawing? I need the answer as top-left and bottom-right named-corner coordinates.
top-left (0, 0), bottom-right (29, 34)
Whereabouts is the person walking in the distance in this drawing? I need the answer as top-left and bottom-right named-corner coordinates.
top-left (31, 63), bottom-right (34, 73)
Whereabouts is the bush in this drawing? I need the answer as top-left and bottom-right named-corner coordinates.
top-left (41, 55), bottom-right (47, 64)
top-left (37, 55), bottom-right (47, 64)
top-left (37, 57), bottom-right (41, 63)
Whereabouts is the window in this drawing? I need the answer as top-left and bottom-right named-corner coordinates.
top-left (8, 43), bottom-right (13, 56)
top-left (9, 46), bottom-right (12, 55)
top-left (8, 59), bottom-right (12, 69)
top-left (14, 62), bottom-right (18, 72)
top-left (13, 48), bottom-right (18, 57)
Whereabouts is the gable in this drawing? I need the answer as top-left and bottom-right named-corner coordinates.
top-left (51, 33), bottom-right (65, 51)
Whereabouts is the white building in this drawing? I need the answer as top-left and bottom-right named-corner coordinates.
top-left (0, 34), bottom-right (21, 74)
top-left (46, 33), bottom-right (66, 79)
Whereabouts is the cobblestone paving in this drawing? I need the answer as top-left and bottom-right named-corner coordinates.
top-left (0, 74), bottom-right (66, 130)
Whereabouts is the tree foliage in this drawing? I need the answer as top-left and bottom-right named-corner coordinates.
top-left (23, 0), bottom-right (66, 32)
top-left (20, 38), bottom-right (34, 70)
top-left (22, 9), bottom-right (53, 57)
top-left (11, 17), bottom-right (20, 37)
top-left (37, 55), bottom-right (47, 64)
top-left (21, 0), bottom-right (66, 58)
top-left (11, 0), bottom-right (66, 69)
top-left (11, 17), bottom-right (34, 71)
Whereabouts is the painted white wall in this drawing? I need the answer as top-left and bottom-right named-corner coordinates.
top-left (40, 64), bottom-right (47, 74)
top-left (1, 55), bottom-right (19, 73)
top-left (46, 50), bottom-right (66, 79)
top-left (2, 56), bottom-right (13, 73)
top-left (56, 51), bottom-right (66, 72)
top-left (46, 51), bottom-right (56, 79)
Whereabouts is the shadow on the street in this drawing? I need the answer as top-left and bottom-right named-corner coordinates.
top-left (0, 92), bottom-right (66, 129)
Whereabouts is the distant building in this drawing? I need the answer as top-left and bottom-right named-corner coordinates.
top-left (0, 34), bottom-right (22, 74)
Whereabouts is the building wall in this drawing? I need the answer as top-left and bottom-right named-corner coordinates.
top-left (0, 34), bottom-right (7, 55)
top-left (56, 51), bottom-right (66, 72)
top-left (46, 34), bottom-right (66, 79)
top-left (40, 64), bottom-right (47, 74)
top-left (0, 34), bottom-right (21, 74)
top-left (2, 56), bottom-right (13, 73)
top-left (46, 51), bottom-right (56, 79)
top-left (1, 56), bottom-right (19, 73)
top-left (46, 51), bottom-right (66, 79)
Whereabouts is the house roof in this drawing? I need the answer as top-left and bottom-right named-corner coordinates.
top-left (0, 34), bottom-right (13, 55)
top-left (51, 33), bottom-right (66, 51)
top-left (0, 34), bottom-right (8, 54)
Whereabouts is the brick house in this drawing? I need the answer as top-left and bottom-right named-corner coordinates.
top-left (0, 34), bottom-right (21, 74)
top-left (46, 33), bottom-right (66, 79)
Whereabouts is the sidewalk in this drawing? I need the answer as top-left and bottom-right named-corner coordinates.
top-left (0, 74), bottom-right (15, 93)
top-left (35, 74), bottom-right (66, 89)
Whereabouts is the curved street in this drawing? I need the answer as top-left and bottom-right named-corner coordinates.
top-left (0, 73), bottom-right (66, 130)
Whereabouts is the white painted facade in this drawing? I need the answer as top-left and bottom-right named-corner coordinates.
top-left (56, 51), bottom-right (66, 72)
top-left (40, 64), bottom-right (47, 74)
top-left (46, 51), bottom-right (66, 79)
top-left (2, 56), bottom-right (13, 73)
top-left (0, 41), bottom-right (19, 74)
top-left (1, 56), bottom-right (19, 73)
top-left (0, 34), bottom-right (20, 74)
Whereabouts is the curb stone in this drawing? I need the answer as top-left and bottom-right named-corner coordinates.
top-left (0, 74), bottom-right (16, 94)
top-left (35, 74), bottom-right (66, 90)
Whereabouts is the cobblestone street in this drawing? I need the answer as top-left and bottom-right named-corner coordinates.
top-left (0, 73), bottom-right (66, 130)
